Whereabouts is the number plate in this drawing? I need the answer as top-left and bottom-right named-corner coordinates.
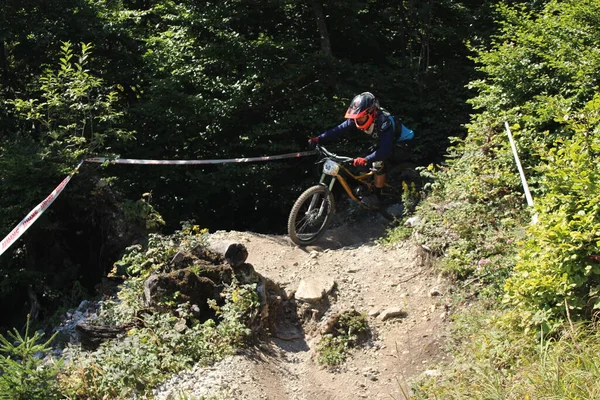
top-left (323, 159), bottom-right (340, 176)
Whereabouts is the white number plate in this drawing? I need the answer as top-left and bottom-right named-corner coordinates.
top-left (323, 159), bottom-right (340, 176)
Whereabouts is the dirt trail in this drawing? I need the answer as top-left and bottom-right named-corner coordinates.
top-left (157, 211), bottom-right (452, 400)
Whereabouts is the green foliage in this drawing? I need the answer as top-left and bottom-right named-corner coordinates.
top-left (209, 284), bottom-right (260, 341)
top-left (103, 223), bottom-right (209, 325)
top-left (9, 41), bottom-right (133, 167)
top-left (111, 223), bottom-right (208, 279)
top-left (60, 283), bottom-right (260, 399)
top-left (413, 309), bottom-right (600, 400)
top-left (382, 224), bottom-right (413, 244)
top-left (401, 181), bottom-right (420, 215)
top-left (405, 160), bottom-right (525, 295)
top-left (406, 0), bottom-right (600, 302)
top-left (0, 316), bottom-right (63, 400)
top-left (504, 97), bottom-right (600, 330)
top-left (405, 1), bottom-right (600, 397)
top-left (0, 40), bottom-right (135, 326)
top-left (316, 311), bottom-right (370, 367)
top-left (122, 194), bottom-right (166, 233)
top-left (468, 0), bottom-right (600, 152)
top-left (57, 223), bottom-right (258, 398)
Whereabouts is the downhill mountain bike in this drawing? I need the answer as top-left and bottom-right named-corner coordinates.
top-left (287, 145), bottom-right (414, 246)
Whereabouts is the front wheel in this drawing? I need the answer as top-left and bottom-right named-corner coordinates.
top-left (288, 185), bottom-right (335, 246)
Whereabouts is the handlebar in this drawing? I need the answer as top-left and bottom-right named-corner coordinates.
top-left (314, 144), bottom-right (354, 163)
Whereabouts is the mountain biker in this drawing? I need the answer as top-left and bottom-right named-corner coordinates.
top-left (308, 92), bottom-right (414, 208)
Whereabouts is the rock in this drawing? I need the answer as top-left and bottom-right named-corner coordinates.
top-left (224, 243), bottom-right (249, 267)
top-left (174, 318), bottom-right (188, 332)
top-left (368, 307), bottom-right (381, 317)
top-left (194, 264), bottom-right (234, 287)
top-left (429, 288), bottom-right (441, 297)
top-left (77, 300), bottom-right (89, 312)
top-left (386, 203), bottom-right (405, 218)
top-left (378, 307), bottom-right (407, 321)
top-left (295, 276), bottom-right (336, 303)
top-left (404, 216), bottom-right (420, 228)
top-left (143, 269), bottom-right (217, 317)
top-left (170, 250), bottom-right (195, 270)
top-left (233, 263), bottom-right (260, 285)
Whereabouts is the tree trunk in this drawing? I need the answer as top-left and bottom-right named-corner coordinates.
top-left (0, 40), bottom-right (8, 88)
top-left (310, 0), bottom-right (333, 60)
top-left (76, 322), bottom-right (137, 350)
top-left (27, 286), bottom-right (40, 321)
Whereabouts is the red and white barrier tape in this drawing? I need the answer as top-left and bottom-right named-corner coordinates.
top-left (0, 161), bottom-right (84, 257)
top-left (0, 150), bottom-right (316, 256)
top-left (86, 150), bottom-right (316, 165)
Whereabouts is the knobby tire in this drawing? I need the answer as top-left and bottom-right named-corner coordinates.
top-left (288, 185), bottom-right (335, 246)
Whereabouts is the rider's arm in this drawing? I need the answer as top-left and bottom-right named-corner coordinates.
top-left (317, 119), bottom-right (356, 143)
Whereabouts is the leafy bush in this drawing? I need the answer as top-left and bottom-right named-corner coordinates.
top-left (111, 222), bottom-right (208, 279)
top-left (504, 97), bottom-right (600, 331)
top-left (122, 194), bottom-right (166, 233)
top-left (9, 41), bottom-right (133, 167)
top-left (399, 155), bottom-right (526, 298)
top-left (57, 222), bottom-right (259, 398)
top-left (406, 2), bottom-right (600, 398)
top-left (59, 283), bottom-right (259, 399)
top-left (400, 0), bottom-right (600, 309)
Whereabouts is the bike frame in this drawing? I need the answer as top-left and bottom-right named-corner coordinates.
top-left (312, 144), bottom-right (400, 207)
top-left (318, 163), bottom-right (375, 205)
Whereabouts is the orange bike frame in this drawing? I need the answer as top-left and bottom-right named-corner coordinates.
top-left (319, 164), bottom-right (375, 204)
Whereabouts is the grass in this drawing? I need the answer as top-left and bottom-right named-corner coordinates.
top-left (316, 310), bottom-right (370, 367)
top-left (410, 301), bottom-right (600, 399)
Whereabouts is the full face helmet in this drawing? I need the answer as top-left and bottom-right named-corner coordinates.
top-left (344, 92), bottom-right (379, 131)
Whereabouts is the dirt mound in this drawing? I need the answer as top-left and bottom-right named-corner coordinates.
top-left (154, 211), bottom-right (452, 400)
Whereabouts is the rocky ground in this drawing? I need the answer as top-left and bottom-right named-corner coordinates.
top-left (150, 208), bottom-right (453, 400)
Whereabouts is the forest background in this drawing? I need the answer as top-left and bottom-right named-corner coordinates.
top-left (0, 0), bottom-right (491, 328)
top-left (1, 2), bottom-right (600, 397)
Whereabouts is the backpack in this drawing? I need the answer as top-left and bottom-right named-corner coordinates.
top-left (389, 116), bottom-right (414, 142)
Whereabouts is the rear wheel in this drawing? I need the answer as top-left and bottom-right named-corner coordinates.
top-left (288, 185), bottom-right (335, 246)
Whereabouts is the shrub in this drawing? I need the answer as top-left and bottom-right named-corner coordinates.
top-left (0, 316), bottom-right (63, 400)
top-left (504, 97), bottom-right (600, 331)
top-left (316, 311), bottom-right (370, 367)
top-left (59, 282), bottom-right (260, 399)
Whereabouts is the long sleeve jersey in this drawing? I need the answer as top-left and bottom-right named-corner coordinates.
top-left (316, 109), bottom-right (397, 163)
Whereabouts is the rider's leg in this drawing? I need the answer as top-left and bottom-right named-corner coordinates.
top-left (375, 173), bottom-right (386, 188)
top-left (361, 161), bottom-right (385, 208)
top-left (374, 161), bottom-right (387, 195)
top-left (387, 143), bottom-right (414, 183)
top-left (374, 173), bottom-right (385, 200)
